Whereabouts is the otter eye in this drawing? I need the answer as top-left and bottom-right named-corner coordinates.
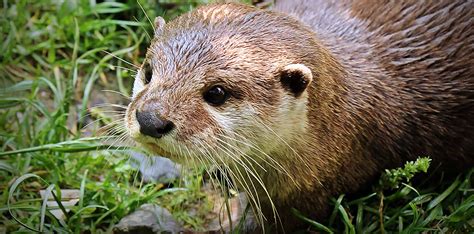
top-left (143, 63), bottom-right (152, 84)
top-left (203, 85), bottom-right (229, 106)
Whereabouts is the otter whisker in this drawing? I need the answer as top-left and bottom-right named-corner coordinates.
top-left (81, 114), bottom-right (125, 130)
top-left (99, 128), bottom-right (126, 139)
top-left (253, 118), bottom-right (322, 189)
top-left (101, 90), bottom-right (132, 100)
top-left (253, 116), bottom-right (312, 171)
top-left (196, 140), bottom-right (239, 193)
top-left (108, 65), bottom-right (138, 75)
top-left (216, 139), bottom-right (282, 228)
top-left (211, 140), bottom-right (271, 226)
top-left (86, 109), bottom-right (126, 114)
top-left (179, 144), bottom-right (196, 185)
top-left (86, 113), bottom-right (126, 122)
top-left (102, 50), bottom-right (140, 69)
top-left (100, 124), bottom-right (127, 134)
top-left (132, 15), bottom-right (152, 41)
top-left (136, 0), bottom-right (155, 31)
top-left (193, 144), bottom-right (245, 232)
top-left (87, 113), bottom-right (126, 120)
top-left (219, 133), bottom-right (292, 179)
top-left (183, 143), bottom-right (206, 170)
top-left (214, 136), bottom-right (267, 173)
top-left (96, 119), bottom-right (128, 134)
top-left (196, 139), bottom-right (264, 222)
top-left (229, 130), bottom-right (299, 188)
top-left (89, 103), bottom-right (128, 109)
top-left (104, 131), bottom-right (131, 151)
top-left (193, 140), bottom-right (238, 210)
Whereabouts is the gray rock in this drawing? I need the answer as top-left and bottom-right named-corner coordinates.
top-left (128, 151), bottom-right (181, 183)
top-left (114, 204), bottom-right (182, 234)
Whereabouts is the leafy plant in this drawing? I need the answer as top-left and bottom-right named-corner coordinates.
top-left (380, 157), bottom-right (431, 189)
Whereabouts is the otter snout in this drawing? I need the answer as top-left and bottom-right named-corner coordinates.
top-left (135, 111), bottom-right (175, 138)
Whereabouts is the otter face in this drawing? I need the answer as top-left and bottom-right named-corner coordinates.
top-left (125, 5), bottom-right (315, 165)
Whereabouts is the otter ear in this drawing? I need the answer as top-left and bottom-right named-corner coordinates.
top-left (154, 16), bottom-right (166, 36)
top-left (279, 64), bottom-right (313, 97)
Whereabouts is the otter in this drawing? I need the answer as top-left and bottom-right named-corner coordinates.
top-left (124, 0), bottom-right (474, 231)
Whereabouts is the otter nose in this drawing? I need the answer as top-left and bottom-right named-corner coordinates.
top-left (135, 111), bottom-right (175, 138)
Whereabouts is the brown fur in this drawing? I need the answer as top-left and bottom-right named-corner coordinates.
top-left (125, 0), bottom-right (474, 231)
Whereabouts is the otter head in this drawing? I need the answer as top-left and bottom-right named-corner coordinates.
top-left (125, 3), bottom-right (319, 165)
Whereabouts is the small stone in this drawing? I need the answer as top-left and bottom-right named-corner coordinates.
top-left (114, 204), bottom-right (182, 234)
top-left (39, 189), bottom-right (80, 220)
top-left (128, 151), bottom-right (181, 183)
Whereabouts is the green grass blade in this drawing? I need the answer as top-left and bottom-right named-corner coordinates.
top-left (292, 208), bottom-right (334, 233)
top-left (8, 173), bottom-right (47, 232)
top-left (427, 177), bottom-right (461, 210)
top-left (338, 203), bottom-right (355, 234)
top-left (40, 184), bottom-right (56, 232)
top-left (329, 194), bottom-right (345, 226)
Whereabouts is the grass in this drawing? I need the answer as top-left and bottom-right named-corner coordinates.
top-left (0, 0), bottom-right (472, 233)
top-left (294, 158), bottom-right (473, 233)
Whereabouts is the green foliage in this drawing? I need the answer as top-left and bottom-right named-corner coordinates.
top-left (294, 160), bottom-right (473, 233)
top-left (380, 157), bottom-right (431, 189)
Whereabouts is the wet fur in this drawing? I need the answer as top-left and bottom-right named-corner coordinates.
top-left (126, 0), bottom-right (474, 231)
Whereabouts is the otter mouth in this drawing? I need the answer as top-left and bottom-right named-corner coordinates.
top-left (144, 142), bottom-right (173, 158)
top-left (143, 142), bottom-right (202, 165)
